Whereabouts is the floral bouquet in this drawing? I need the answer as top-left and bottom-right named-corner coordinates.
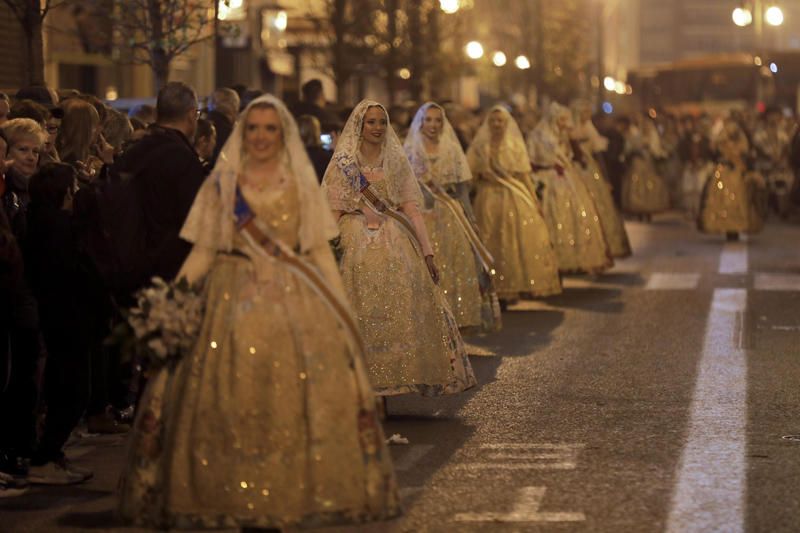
top-left (108, 277), bottom-right (204, 371)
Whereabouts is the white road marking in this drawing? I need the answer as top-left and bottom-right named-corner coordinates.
top-left (754, 273), bottom-right (800, 291)
top-left (454, 486), bottom-right (585, 522)
top-left (645, 272), bottom-right (701, 290)
top-left (394, 444), bottom-right (434, 472)
top-left (719, 243), bottom-right (748, 274)
top-left (666, 288), bottom-right (747, 533)
top-left (456, 443), bottom-right (584, 471)
top-left (771, 325), bottom-right (800, 332)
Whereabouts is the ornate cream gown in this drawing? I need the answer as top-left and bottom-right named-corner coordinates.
top-left (118, 101), bottom-right (399, 529)
top-left (698, 139), bottom-right (764, 235)
top-left (467, 141), bottom-right (561, 300)
top-left (529, 120), bottom-right (612, 274)
top-left (573, 141), bottom-right (631, 258)
top-left (336, 179), bottom-right (477, 396)
top-left (416, 153), bottom-right (483, 329)
top-left (621, 130), bottom-right (670, 217)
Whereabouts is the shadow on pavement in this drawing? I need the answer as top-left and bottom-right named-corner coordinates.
top-left (547, 287), bottom-right (624, 314)
top-left (465, 310), bottom-right (564, 358)
top-left (0, 486), bottom-right (110, 512)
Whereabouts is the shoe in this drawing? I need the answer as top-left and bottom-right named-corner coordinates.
top-left (87, 411), bottom-right (130, 434)
top-left (27, 461), bottom-right (88, 485)
top-left (55, 457), bottom-right (93, 481)
top-left (0, 471), bottom-right (29, 498)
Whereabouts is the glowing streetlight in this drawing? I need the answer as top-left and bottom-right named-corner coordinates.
top-left (765, 5), bottom-right (784, 26)
top-left (440, 0), bottom-right (460, 14)
top-left (492, 51), bottom-right (507, 67)
top-left (398, 67), bottom-right (411, 79)
top-left (465, 41), bottom-right (484, 59)
top-left (614, 80), bottom-right (626, 94)
top-left (274, 10), bottom-right (287, 31)
top-left (603, 76), bottom-right (615, 91)
top-left (732, 7), bottom-right (753, 27)
top-left (514, 55), bottom-right (531, 69)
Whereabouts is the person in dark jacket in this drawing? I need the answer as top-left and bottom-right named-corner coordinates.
top-left (0, 132), bottom-right (38, 495)
top-left (206, 87), bottom-right (239, 166)
top-left (111, 81), bottom-right (205, 294)
top-left (297, 114), bottom-right (332, 183)
top-left (24, 162), bottom-right (93, 485)
top-left (291, 79), bottom-right (339, 131)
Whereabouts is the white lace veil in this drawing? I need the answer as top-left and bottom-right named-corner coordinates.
top-left (180, 93), bottom-right (338, 253)
top-left (466, 104), bottom-right (530, 175)
top-left (322, 99), bottom-right (422, 211)
top-left (528, 102), bottom-right (571, 167)
top-left (404, 102), bottom-right (472, 186)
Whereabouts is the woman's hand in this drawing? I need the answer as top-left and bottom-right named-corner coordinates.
top-left (425, 254), bottom-right (439, 284)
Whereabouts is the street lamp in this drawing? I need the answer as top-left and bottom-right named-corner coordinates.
top-left (440, 0), bottom-right (460, 14)
top-left (732, 7), bottom-right (753, 27)
top-left (465, 41), bottom-right (484, 59)
top-left (765, 6), bottom-right (784, 26)
top-left (603, 76), bottom-right (615, 91)
top-left (492, 51), bottom-right (507, 67)
top-left (514, 55), bottom-right (531, 70)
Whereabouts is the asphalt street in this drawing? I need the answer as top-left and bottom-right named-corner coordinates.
top-left (2, 213), bottom-right (800, 533)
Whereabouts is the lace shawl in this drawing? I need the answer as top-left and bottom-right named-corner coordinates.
top-left (528, 102), bottom-right (573, 168)
top-left (180, 94), bottom-right (338, 254)
top-left (403, 102), bottom-right (472, 187)
top-left (466, 104), bottom-right (530, 175)
top-left (321, 100), bottom-right (422, 211)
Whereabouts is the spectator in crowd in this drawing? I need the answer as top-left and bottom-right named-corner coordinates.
top-left (1, 118), bottom-right (47, 241)
top-left (128, 103), bottom-right (156, 126)
top-left (24, 162), bottom-right (93, 485)
top-left (291, 78), bottom-right (338, 129)
top-left (103, 108), bottom-right (133, 156)
top-left (57, 98), bottom-right (112, 185)
top-left (206, 87), bottom-right (240, 165)
top-left (15, 85), bottom-right (59, 110)
top-left (0, 93), bottom-right (10, 126)
top-left (7, 99), bottom-right (62, 165)
top-left (297, 114), bottom-right (332, 182)
top-left (112, 81), bottom-right (205, 292)
top-left (193, 117), bottom-right (216, 175)
top-left (602, 115), bottom-right (631, 207)
top-left (0, 130), bottom-right (38, 496)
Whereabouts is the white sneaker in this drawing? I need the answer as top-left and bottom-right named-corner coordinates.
top-left (27, 461), bottom-right (87, 485)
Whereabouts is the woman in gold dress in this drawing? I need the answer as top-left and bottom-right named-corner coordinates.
top-left (528, 103), bottom-right (612, 274)
top-left (404, 102), bottom-right (500, 332)
top-left (118, 95), bottom-right (399, 529)
top-left (322, 100), bottom-right (476, 397)
top-left (570, 100), bottom-right (632, 258)
top-left (466, 105), bottom-right (561, 302)
top-left (699, 117), bottom-right (764, 240)
top-left (621, 117), bottom-right (671, 220)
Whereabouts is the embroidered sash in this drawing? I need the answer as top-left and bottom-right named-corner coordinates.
top-left (234, 187), bottom-right (365, 354)
top-left (487, 157), bottom-right (540, 210)
top-left (338, 159), bottom-right (425, 257)
top-left (420, 181), bottom-right (495, 273)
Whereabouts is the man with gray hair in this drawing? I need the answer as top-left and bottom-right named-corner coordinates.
top-left (106, 81), bottom-right (205, 296)
top-left (207, 87), bottom-right (240, 165)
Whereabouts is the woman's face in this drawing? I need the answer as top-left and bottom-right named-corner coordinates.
top-left (422, 107), bottom-right (444, 141)
top-left (8, 137), bottom-right (41, 177)
top-left (488, 111), bottom-right (507, 140)
top-left (361, 106), bottom-right (387, 147)
top-left (244, 107), bottom-right (283, 163)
